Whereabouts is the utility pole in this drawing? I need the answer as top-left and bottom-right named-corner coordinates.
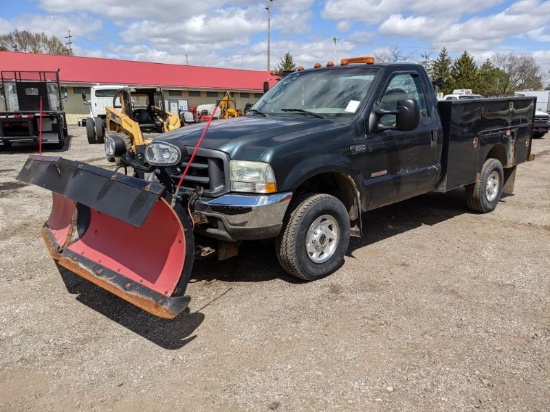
top-left (267, 0), bottom-right (273, 72)
top-left (65, 30), bottom-right (73, 54)
top-left (332, 37), bottom-right (338, 62)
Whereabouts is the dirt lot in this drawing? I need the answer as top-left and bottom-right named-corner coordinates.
top-left (0, 126), bottom-right (549, 411)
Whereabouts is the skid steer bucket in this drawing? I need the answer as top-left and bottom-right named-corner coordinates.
top-left (17, 155), bottom-right (194, 319)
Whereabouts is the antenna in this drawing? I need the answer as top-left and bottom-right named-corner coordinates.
top-left (65, 30), bottom-right (73, 54)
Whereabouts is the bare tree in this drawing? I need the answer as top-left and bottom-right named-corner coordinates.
top-left (0, 30), bottom-right (72, 55)
top-left (374, 46), bottom-right (413, 63)
top-left (491, 53), bottom-right (542, 94)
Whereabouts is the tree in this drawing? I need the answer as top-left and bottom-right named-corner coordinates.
top-left (418, 51), bottom-right (435, 79)
top-left (477, 59), bottom-right (508, 96)
top-left (432, 48), bottom-right (453, 94)
top-left (373, 46), bottom-right (412, 63)
top-left (0, 30), bottom-right (72, 55)
top-left (449, 51), bottom-right (478, 92)
top-left (275, 52), bottom-right (296, 73)
top-left (492, 53), bottom-right (543, 94)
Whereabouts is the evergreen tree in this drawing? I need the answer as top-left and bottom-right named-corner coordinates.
top-left (275, 52), bottom-right (296, 73)
top-left (432, 48), bottom-right (453, 94)
top-left (450, 51), bottom-right (478, 93)
top-left (477, 59), bottom-right (508, 96)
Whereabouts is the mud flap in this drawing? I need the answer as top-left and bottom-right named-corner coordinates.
top-left (18, 155), bottom-right (194, 319)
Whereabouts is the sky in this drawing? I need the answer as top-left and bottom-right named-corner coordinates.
top-left (2, 0), bottom-right (550, 78)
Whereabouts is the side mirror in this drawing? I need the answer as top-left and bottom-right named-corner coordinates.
top-left (375, 98), bottom-right (420, 132)
top-left (82, 90), bottom-right (90, 105)
top-left (263, 81), bottom-right (269, 94)
top-left (395, 99), bottom-right (420, 131)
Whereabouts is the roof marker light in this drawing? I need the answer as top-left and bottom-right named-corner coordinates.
top-left (340, 56), bottom-right (375, 66)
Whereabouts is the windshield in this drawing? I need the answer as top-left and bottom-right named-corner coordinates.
top-left (252, 67), bottom-right (377, 117)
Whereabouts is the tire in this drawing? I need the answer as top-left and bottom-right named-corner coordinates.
top-left (86, 117), bottom-right (96, 144)
top-left (95, 117), bottom-right (105, 143)
top-left (53, 132), bottom-right (65, 149)
top-left (276, 193), bottom-right (350, 281)
top-left (53, 118), bottom-right (66, 149)
top-left (465, 158), bottom-right (504, 213)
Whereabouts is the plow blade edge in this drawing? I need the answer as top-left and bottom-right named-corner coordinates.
top-left (17, 155), bottom-right (194, 319)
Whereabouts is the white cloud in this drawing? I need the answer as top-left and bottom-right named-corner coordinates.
top-left (0, 13), bottom-right (101, 39)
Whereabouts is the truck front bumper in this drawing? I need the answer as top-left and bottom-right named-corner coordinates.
top-left (192, 192), bottom-right (293, 242)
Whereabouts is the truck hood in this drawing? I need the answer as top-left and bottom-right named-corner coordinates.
top-left (156, 115), bottom-right (336, 160)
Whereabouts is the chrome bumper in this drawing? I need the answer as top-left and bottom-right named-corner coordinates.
top-left (193, 192), bottom-right (293, 241)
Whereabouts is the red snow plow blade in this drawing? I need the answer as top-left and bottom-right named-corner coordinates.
top-left (17, 155), bottom-right (194, 319)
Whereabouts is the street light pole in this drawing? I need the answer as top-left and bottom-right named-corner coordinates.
top-left (267, 0), bottom-right (273, 72)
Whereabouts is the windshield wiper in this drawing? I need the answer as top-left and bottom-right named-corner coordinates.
top-left (246, 109), bottom-right (267, 117)
top-left (281, 108), bottom-right (325, 119)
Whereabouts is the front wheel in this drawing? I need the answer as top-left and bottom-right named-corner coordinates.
top-left (465, 158), bottom-right (504, 213)
top-left (276, 193), bottom-right (350, 281)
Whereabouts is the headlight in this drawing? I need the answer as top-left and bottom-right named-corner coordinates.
top-left (230, 160), bottom-right (277, 193)
top-left (145, 142), bottom-right (181, 166)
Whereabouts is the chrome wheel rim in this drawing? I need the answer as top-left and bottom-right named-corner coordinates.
top-left (306, 214), bottom-right (339, 264)
top-left (486, 170), bottom-right (500, 202)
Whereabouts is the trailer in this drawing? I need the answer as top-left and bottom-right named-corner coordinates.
top-left (0, 70), bottom-right (68, 150)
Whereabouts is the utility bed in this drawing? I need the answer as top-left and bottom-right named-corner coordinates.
top-left (437, 97), bottom-right (534, 192)
top-left (0, 71), bottom-right (67, 149)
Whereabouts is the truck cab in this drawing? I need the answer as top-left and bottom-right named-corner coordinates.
top-left (82, 84), bottom-right (127, 144)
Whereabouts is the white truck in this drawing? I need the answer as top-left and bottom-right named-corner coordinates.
top-left (514, 90), bottom-right (550, 112)
top-left (441, 89), bottom-right (484, 101)
top-left (82, 84), bottom-right (126, 144)
top-left (514, 90), bottom-right (550, 138)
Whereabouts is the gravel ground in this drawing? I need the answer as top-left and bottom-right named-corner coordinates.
top-left (0, 127), bottom-right (549, 411)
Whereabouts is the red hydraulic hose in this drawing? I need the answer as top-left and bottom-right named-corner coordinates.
top-left (38, 97), bottom-right (43, 155)
top-left (173, 104), bottom-right (219, 203)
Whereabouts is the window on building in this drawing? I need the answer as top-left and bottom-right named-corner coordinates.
top-left (206, 91), bottom-right (219, 98)
top-left (240, 92), bottom-right (250, 98)
top-left (73, 87), bottom-right (88, 95)
top-left (189, 91), bottom-right (202, 97)
top-left (168, 90), bottom-right (182, 97)
top-left (254, 93), bottom-right (263, 99)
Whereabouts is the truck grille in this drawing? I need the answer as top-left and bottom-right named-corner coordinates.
top-left (534, 114), bottom-right (549, 125)
top-left (169, 147), bottom-right (230, 197)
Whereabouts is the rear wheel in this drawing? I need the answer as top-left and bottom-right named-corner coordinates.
top-left (276, 193), bottom-right (350, 281)
top-left (86, 117), bottom-right (96, 143)
top-left (95, 117), bottom-right (105, 143)
top-left (465, 158), bottom-right (504, 213)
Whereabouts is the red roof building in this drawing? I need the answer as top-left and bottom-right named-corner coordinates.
top-left (0, 51), bottom-right (271, 90)
top-left (0, 51), bottom-right (278, 123)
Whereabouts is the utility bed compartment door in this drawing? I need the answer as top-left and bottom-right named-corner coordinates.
top-left (438, 97), bottom-right (534, 191)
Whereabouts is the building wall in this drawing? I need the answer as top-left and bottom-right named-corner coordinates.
top-left (63, 86), bottom-right (264, 125)
top-left (1, 83), bottom-right (263, 124)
